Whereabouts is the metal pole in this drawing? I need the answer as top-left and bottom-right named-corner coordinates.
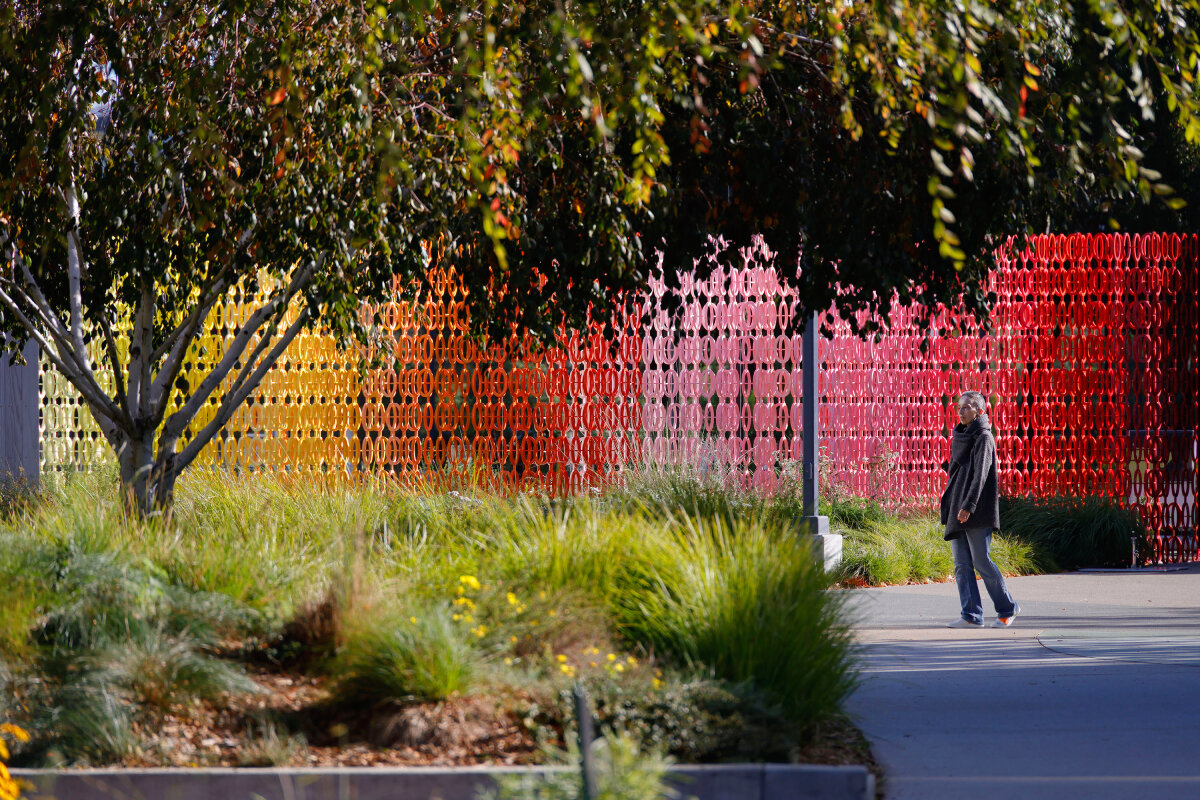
top-left (801, 312), bottom-right (829, 537)
top-left (573, 683), bottom-right (598, 800)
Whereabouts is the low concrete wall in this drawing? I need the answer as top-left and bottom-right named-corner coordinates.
top-left (14, 764), bottom-right (874, 800)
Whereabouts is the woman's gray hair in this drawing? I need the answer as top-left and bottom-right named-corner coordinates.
top-left (959, 391), bottom-right (987, 413)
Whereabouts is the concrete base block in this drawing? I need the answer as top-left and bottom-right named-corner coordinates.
top-left (812, 531), bottom-right (843, 573)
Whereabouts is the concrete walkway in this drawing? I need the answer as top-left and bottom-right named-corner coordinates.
top-left (843, 565), bottom-right (1200, 799)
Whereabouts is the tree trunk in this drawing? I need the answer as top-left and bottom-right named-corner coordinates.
top-left (116, 430), bottom-right (165, 516)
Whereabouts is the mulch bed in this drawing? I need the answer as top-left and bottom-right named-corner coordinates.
top-left (112, 664), bottom-right (881, 781)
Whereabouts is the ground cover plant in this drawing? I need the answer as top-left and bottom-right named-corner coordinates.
top-left (0, 465), bottom-right (863, 772)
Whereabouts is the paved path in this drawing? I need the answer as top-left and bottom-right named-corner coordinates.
top-left (843, 566), bottom-right (1200, 799)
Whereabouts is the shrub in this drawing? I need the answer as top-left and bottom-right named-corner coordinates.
top-left (331, 607), bottom-right (477, 705)
top-left (586, 678), bottom-right (803, 763)
top-left (607, 450), bottom-right (892, 536)
top-left (999, 494), bottom-right (1151, 570)
top-left (614, 518), bottom-right (856, 731)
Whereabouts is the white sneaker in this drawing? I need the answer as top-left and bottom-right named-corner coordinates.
top-left (991, 606), bottom-right (1020, 628)
top-left (947, 618), bottom-right (983, 628)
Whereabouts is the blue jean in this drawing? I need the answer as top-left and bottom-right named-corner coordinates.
top-left (950, 527), bottom-right (1017, 624)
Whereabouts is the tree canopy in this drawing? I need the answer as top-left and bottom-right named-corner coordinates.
top-left (3, 0), bottom-right (1200, 510)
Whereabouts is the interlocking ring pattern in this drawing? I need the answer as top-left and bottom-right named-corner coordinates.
top-left (39, 233), bottom-right (1199, 562)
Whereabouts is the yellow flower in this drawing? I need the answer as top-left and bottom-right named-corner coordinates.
top-left (556, 654), bottom-right (568, 663)
top-left (547, 609), bottom-right (557, 617)
top-left (0, 767), bottom-right (17, 800)
top-left (559, 664), bottom-right (576, 676)
top-left (589, 661), bottom-right (598, 668)
top-left (459, 575), bottom-right (482, 591)
top-left (626, 656), bottom-right (638, 666)
top-left (587, 647), bottom-right (601, 656)
top-left (652, 677), bottom-right (664, 690)
top-left (409, 616), bottom-right (418, 624)
top-left (452, 613), bottom-right (462, 621)
top-left (506, 592), bottom-right (520, 606)
top-left (453, 597), bottom-right (476, 610)
top-left (504, 657), bottom-right (514, 666)
top-left (471, 625), bottom-right (488, 638)
top-left (0, 726), bottom-right (27, 743)
top-left (613, 663), bottom-right (625, 673)
top-left (606, 653), bottom-right (616, 662)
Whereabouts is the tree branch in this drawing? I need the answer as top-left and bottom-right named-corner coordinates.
top-left (126, 284), bottom-right (149, 424)
top-left (0, 283), bottom-right (126, 435)
top-left (2, 240), bottom-right (130, 431)
top-left (148, 270), bottom-right (233, 422)
top-left (150, 266), bottom-right (231, 365)
top-left (63, 182), bottom-right (90, 367)
top-left (151, 225), bottom-right (253, 364)
top-left (11, 241), bottom-right (97, 381)
top-left (137, 283), bottom-right (155, 421)
top-left (214, 293), bottom-right (297, 412)
top-left (96, 312), bottom-right (132, 428)
top-left (160, 262), bottom-right (316, 440)
top-left (172, 306), bottom-right (311, 475)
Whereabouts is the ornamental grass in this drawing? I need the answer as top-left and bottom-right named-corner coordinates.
top-left (1, 465), bottom-right (859, 766)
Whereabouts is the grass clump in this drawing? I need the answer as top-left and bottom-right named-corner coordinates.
top-left (1, 533), bottom-right (262, 766)
top-left (331, 606), bottom-right (476, 705)
top-left (236, 720), bottom-right (306, 767)
top-left (837, 514), bottom-right (1040, 586)
top-left (0, 475), bottom-right (41, 523)
top-left (86, 628), bottom-right (259, 710)
top-left (999, 494), bottom-right (1151, 570)
top-left (615, 519), bottom-right (856, 726)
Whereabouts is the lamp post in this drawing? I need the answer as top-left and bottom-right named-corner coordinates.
top-left (801, 312), bottom-right (840, 571)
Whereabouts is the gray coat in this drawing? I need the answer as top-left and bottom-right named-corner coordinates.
top-left (941, 416), bottom-right (1000, 539)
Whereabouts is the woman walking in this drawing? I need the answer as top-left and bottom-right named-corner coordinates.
top-left (942, 391), bottom-right (1019, 628)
